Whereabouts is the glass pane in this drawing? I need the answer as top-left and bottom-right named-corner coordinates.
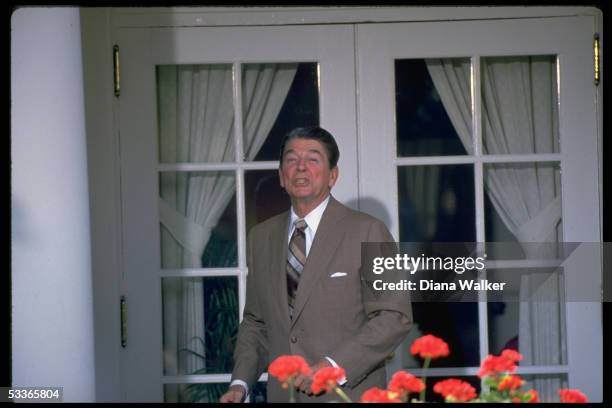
top-left (159, 171), bottom-right (237, 269)
top-left (400, 302), bottom-right (480, 369)
top-left (157, 64), bottom-right (235, 163)
top-left (398, 164), bottom-right (475, 242)
top-left (398, 164), bottom-right (477, 368)
top-left (484, 162), bottom-right (562, 248)
top-left (396, 58), bottom-right (470, 157)
top-left (244, 63), bottom-right (320, 162)
top-left (245, 170), bottom-right (290, 232)
top-left (424, 376), bottom-right (481, 403)
top-left (162, 276), bottom-right (239, 376)
top-left (482, 55), bottom-right (559, 154)
top-left (164, 382), bottom-right (267, 403)
top-left (521, 374), bottom-right (568, 403)
top-left (487, 269), bottom-right (567, 366)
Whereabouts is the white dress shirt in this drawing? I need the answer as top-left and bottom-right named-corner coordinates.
top-left (287, 194), bottom-right (330, 256)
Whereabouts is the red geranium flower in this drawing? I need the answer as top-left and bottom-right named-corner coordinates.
top-left (388, 371), bottom-right (425, 395)
top-left (360, 387), bottom-right (401, 403)
top-left (410, 334), bottom-right (450, 359)
top-left (559, 389), bottom-right (588, 403)
top-left (478, 355), bottom-right (517, 378)
top-left (497, 374), bottom-right (524, 391)
top-left (311, 367), bottom-right (346, 394)
top-left (268, 355), bottom-right (311, 384)
top-left (524, 389), bottom-right (540, 403)
top-left (433, 378), bottom-right (477, 402)
top-left (501, 349), bottom-right (523, 362)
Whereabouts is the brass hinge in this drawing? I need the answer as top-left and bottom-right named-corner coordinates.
top-left (113, 44), bottom-right (121, 97)
top-left (120, 296), bottom-right (127, 348)
top-left (594, 34), bottom-right (600, 86)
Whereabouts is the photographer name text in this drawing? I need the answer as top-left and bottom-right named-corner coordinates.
top-left (372, 279), bottom-right (506, 291)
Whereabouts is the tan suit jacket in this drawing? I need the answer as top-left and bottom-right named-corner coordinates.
top-left (231, 196), bottom-right (413, 402)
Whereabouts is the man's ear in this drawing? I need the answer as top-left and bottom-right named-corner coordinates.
top-left (329, 166), bottom-right (339, 188)
top-left (278, 167), bottom-right (285, 188)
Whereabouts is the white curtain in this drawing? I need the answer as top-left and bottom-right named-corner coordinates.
top-left (400, 140), bottom-right (444, 241)
top-left (157, 63), bottom-right (297, 390)
top-left (426, 56), bottom-right (566, 400)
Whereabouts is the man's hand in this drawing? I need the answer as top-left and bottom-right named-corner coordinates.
top-left (219, 384), bottom-right (247, 403)
top-left (293, 358), bottom-right (332, 396)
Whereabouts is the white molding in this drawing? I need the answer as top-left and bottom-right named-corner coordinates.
top-left (81, 7), bottom-right (123, 403)
top-left (111, 6), bottom-right (602, 28)
top-left (158, 161), bottom-right (279, 172)
top-left (472, 55), bottom-right (490, 365)
top-left (162, 373), bottom-right (268, 384)
top-left (395, 154), bottom-right (562, 166)
top-left (392, 365), bottom-right (569, 377)
top-left (159, 268), bottom-right (243, 278)
top-left (594, 15), bottom-right (603, 243)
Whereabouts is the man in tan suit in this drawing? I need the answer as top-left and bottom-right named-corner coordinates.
top-left (220, 127), bottom-right (412, 403)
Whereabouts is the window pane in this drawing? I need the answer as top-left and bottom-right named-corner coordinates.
top-left (157, 64), bottom-right (235, 163)
top-left (397, 164), bottom-right (477, 368)
top-left (484, 157), bottom-right (567, 378)
top-left (425, 376), bottom-right (480, 403)
top-left (398, 164), bottom-right (475, 242)
top-left (396, 58), bottom-right (470, 157)
top-left (162, 276), bottom-right (239, 376)
top-left (482, 55), bottom-right (559, 154)
top-left (159, 171), bottom-right (237, 269)
top-left (400, 302), bottom-right (480, 369)
top-left (244, 62), bottom-right (320, 162)
top-left (484, 162), bottom-right (562, 247)
top-left (521, 374), bottom-right (568, 403)
top-left (487, 269), bottom-right (567, 366)
top-left (245, 170), bottom-right (290, 232)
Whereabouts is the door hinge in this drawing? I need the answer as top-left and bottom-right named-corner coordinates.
top-left (113, 44), bottom-right (121, 97)
top-left (120, 295), bottom-right (127, 348)
top-left (594, 34), bottom-right (600, 86)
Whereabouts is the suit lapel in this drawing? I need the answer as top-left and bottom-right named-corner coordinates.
top-left (290, 196), bottom-right (348, 328)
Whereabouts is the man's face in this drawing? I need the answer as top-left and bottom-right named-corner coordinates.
top-left (279, 138), bottom-right (338, 206)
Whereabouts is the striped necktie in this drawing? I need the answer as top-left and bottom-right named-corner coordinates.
top-left (287, 219), bottom-right (307, 319)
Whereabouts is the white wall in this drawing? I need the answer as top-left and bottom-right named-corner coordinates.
top-left (11, 7), bottom-right (96, 402)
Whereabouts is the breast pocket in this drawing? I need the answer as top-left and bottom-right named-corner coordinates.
top-left (321, 273), bottom-right (361, 309)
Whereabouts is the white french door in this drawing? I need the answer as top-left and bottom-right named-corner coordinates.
top-left (116, 25), bottom-right (358, 401)
top-left (357, 16), bottom-right (601, 401)
top-left (113, 14), bottom-right (602, 403)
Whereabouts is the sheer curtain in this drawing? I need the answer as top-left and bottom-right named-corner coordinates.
top-left (157, 64), bottom-right (297, 390)
top-left (399, 141), bottom-right (443, 241)
top-left (426, 56), bottom-right (565, 400)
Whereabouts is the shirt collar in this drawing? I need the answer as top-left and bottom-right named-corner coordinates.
top-left (289, 194), bottom-right (331, 235)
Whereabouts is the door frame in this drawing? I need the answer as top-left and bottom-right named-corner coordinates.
top-left (81, 6), bottom-right (603, 402)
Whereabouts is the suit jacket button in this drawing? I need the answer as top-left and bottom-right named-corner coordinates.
top-left (290, 336), bottom-right (297, 343)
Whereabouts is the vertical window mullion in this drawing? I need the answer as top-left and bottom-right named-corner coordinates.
top-left (233, 62), bottom-right (248, 320)
top-left (472, 55), bottom-right (490, 365)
